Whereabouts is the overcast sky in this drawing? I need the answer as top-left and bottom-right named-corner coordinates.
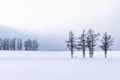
top-left (0, 0), bottom-right (120, 50)
top-left (0, 0), bottom-right (119, 32)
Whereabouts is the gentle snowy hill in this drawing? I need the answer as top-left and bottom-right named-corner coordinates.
top-left (0, 51), bottom-right (120, 80)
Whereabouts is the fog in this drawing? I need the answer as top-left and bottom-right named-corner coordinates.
top-left (0, 0), bottom-right (120, 50)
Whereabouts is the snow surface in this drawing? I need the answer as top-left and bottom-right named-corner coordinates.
top-left (0, 51), bottom-right (120, 80)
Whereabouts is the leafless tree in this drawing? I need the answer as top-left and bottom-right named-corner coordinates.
top-left (65, 31), bottom-right (76, 58)
top-left (99, 32), bottom-right (114, 58)
top-left (76, 30), bottom-right (86, 58)
top-left (86, 29), bottom-right (99, 58)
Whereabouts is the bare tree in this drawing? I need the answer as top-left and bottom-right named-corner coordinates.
top-left (86, 29), bottom-right (99, 58)
top-left (99, 32), bottom-right (114, 58)
top-left (76, 30), bottom-right (86, 58)
top-left (3, 39), bottom-right (7, 50)
top-left (33, 39), bottom-right (39, 51)
top-left (0, 39), bottom-right (2, 50)
top-left (24, 40), bottom-right (28, 51)
top-left (6, 38), bottom-right (10, 50)
top-left (13, 38), bottom-right (16, 50)
top-left (17, 39), bottom-right (22, 50)
top-left (19, 39), bottom-right (22, 50)
top-left (65, 31), bottom-right (76, 58)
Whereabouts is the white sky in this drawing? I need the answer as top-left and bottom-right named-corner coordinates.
top-left (0, 0), bottom-right (119, 34)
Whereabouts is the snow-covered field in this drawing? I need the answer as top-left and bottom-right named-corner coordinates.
top-left (0, 51), bottom-right (120, 80)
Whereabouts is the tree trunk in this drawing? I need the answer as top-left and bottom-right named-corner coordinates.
top-left (89, 49), bottom-right (93, 58)
top-left (91, 47), bottom-right (94, 58)
top-left (83, 53), bottom-right (85, 58)
top-left (90, 51), bottom-right (92, 58)
top-left (91, 50), bottom-right (94, 58)
top-left (83, 48), bottom-right (85, 58)
top-left (89, 48), bottom-right (91, 58)
top-left (71, 48), bottom-right (73, 58)
top-left (71, 52), bottom-right (73, 58)
top-left (89, 52), bottom-right (92, 58)
top-left (105, 50), bottom-right (107, 58)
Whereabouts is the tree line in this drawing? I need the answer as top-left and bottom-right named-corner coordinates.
top-left (0, 38), bottom-right (39, 51)
top-left (66, 29), bottom-right (114, 58)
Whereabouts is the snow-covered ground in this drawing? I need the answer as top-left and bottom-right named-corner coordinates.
top-left (0, 51), bottom-right (120, 80)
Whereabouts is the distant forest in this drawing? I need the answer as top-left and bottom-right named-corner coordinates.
top-left (0, 38), bottom-right (39, 51)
